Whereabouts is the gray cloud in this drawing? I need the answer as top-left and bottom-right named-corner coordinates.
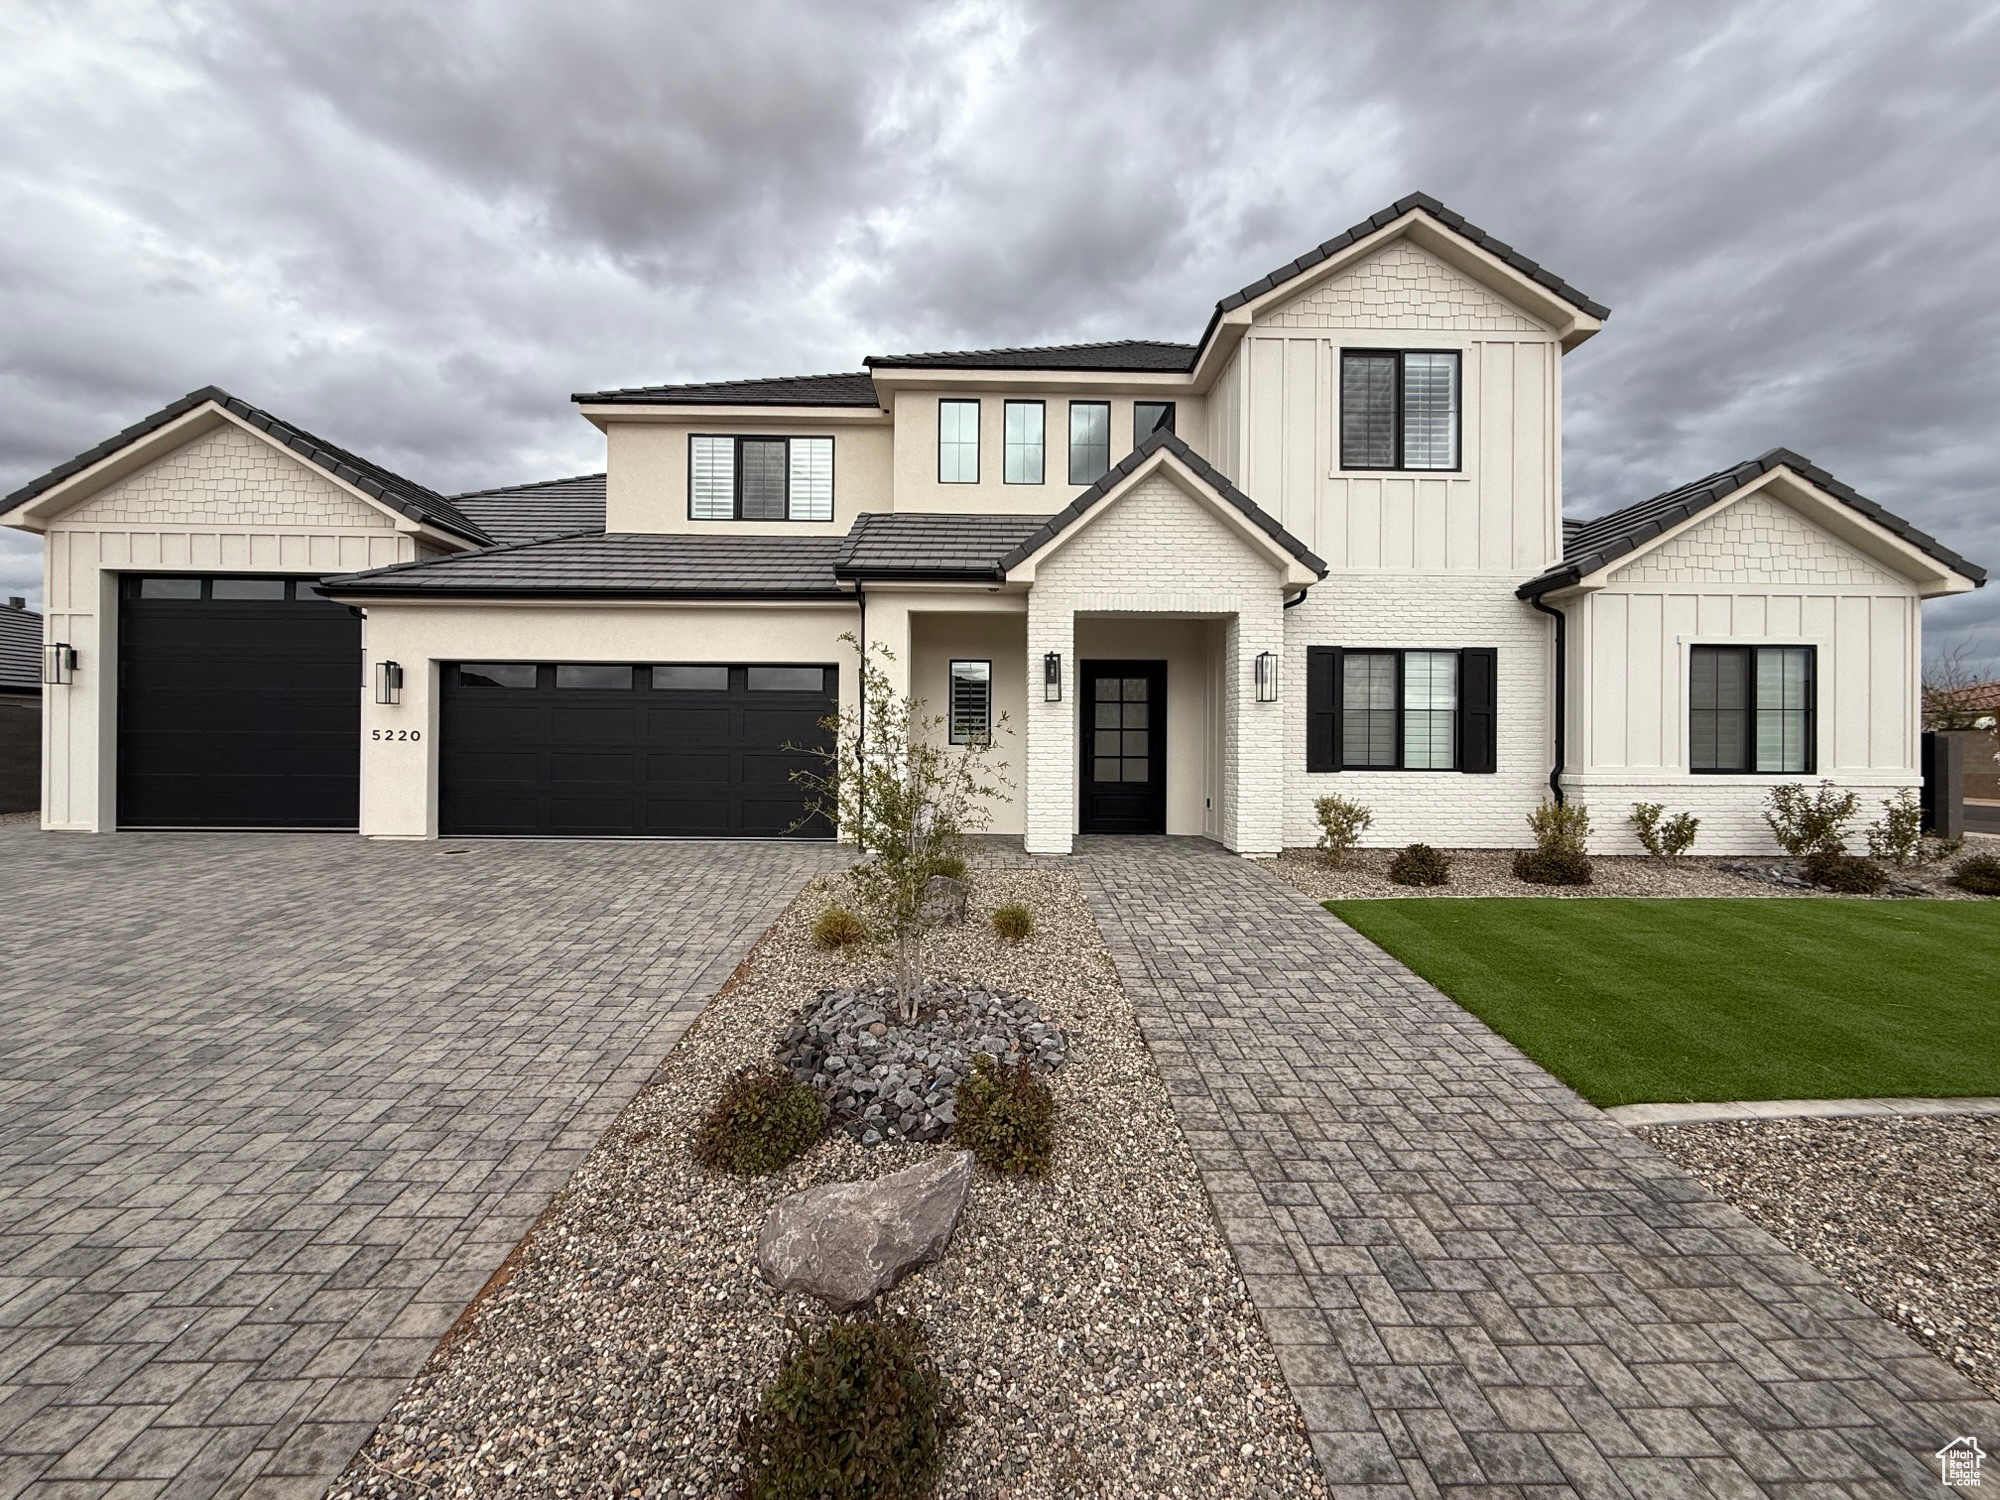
top-left (2, 0), bottom-right (1996, 671)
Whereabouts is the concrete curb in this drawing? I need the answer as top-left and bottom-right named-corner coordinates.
top-left (1607, 1096), bottom-right (2000, 1127)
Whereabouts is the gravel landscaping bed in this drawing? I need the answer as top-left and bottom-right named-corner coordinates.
top-left (1640, 1117), bottom-right (2000, 1402)
top-left (1270, 837), bottom-right (2000, 901)
top-left (330, 865), bottom-right (1324, 1500)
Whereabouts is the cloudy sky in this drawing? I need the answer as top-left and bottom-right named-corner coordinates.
top-left (2, 0), bottom-right (1996, 666)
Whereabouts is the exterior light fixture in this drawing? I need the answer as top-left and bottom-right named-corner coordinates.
top-left (1043, 651), bottom-right (1062, 703)
top-left (1254, 651), bottom-right (1279, 703)
top-left (375, 659), bottom-right (404, 705)
top-left (43, 642), bottom-right (77, 686)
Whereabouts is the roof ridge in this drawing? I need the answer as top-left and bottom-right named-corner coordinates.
top-left (318, 525), bottom-right (603, 588)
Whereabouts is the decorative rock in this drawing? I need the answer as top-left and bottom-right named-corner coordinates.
top-left (920, 874), bottom-right (969, 927)
top-left (756, 1152), bottom-right (974, 1311)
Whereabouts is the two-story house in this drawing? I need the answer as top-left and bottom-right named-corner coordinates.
top-left (4, 194), bottom-right (1983, 852)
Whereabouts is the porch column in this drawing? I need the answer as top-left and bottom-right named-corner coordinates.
top-left (1024, 593), bottom-right (1074, 855)
top-left (1225, 594), bottom-right (1286, 857)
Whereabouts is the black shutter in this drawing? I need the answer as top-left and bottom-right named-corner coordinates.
top-left (1308, 646), bottom-right (1342, 771)
top-left (1458, 647), bottom-right (1497, 774)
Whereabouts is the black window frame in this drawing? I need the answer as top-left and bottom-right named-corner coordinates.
top-left (1688, 644), bottom-right (1817, 775)
top-left (947, 658), bottom-right (993, 745)
top-left (1133, 400), bottom-right (1176, 444)
top-left (1002, 399), bottom-right (1045, 485)
top-left (1338, 348), bottom-right (1462, 473)
top-left (1068, 400), bottom-right (1111, 485)
top-left (937, 398), bottom-right (981, 484)
top-left (1307, 645), bottom-right (1496, 775)
top-left (685, 434), bottom-right (836, 521)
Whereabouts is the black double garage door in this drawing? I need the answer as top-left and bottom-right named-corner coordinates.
top-left (439, 661), bottom-right (837, 838)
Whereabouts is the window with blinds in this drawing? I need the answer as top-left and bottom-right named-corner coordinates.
top-left (1004, 400), bottom-right (1044, 484)
top-left (1341, 652), bottom-right (1398, 768)
top-left (939, 399), bottom-right (980, 483)
top-left (1339, 349), bottom-right (1460, 471)
top-left (686, 435), bottom-right (834, 520)
top-left (948, 659), bottom-right (992, 744)
top-left (1690, 645), bottom-right (1814, 773)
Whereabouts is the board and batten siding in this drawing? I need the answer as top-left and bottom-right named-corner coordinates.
top-left (35, 423), bottom-right (420, 831)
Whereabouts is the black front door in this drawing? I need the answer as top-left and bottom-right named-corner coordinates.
top-left (1080, 660), bottom-right (1166, 834)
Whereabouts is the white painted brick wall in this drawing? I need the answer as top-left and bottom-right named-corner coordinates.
top-left (1612, 491), bottom-right (1902, 586)
top-left (1025, 470), bottom-right (1286, 856)
top-left (1262, 242), bottom-right (1544, 332)
top-left (1283, 575), bottom-right (1554, 850)
top-left (63, 424), bottom-right (395, 529)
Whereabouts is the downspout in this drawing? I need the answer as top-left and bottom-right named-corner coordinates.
top-left (854, 581), bottom-right (867, 832)
top-left (1528, 593), bottom-right (1566, 804)
top-left (1282, 586), bottom-right (1312, 610)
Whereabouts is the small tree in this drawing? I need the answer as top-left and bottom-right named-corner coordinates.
top-left (1921, 644), bottom-right (1996, 731)
top-left (1312, 795), bottom-right (1372, 866)
top-left (793, 637), bottom-right (1009, 1020)
top-left (1763, 781), bottom-right (1857, 857)
top-left (1865, 786), bottom-right (1960, 867)
top-left (1629, 802), bottom-right (1699, 858)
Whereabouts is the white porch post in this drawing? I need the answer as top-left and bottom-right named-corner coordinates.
top-left (1226, 595), bottom-right (1286, 857)
top-left (1024, 593), bottom-right (1074, 855)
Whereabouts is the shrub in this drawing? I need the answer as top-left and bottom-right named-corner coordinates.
top-left (925, 850), bottom-right (968, 882)
top-left (1387, 843), bottom-right (1451, 887)
top-left (1629, 802), bottom-right (1699, 858)
top-left (738, 1314), bottom-right (960, 1500)
top-left (1764, 781), bottom-right (1858, 857)
top-left (690, 1066), bottom-right (823, 1175)
top-left (1800, 850), bottom-right (1889, 895)
top-left (1514, 847), bottom-right (1593, 886)
top-left (1312, 795), bottom-right (1373, 867)
top-left (1864, 787), bottom-right (1961, 867)
top-left (989, 902), bottom-right (1034, 942)
top-left (811, 904), bottom-right (868, 950)
top-left (953, 1055), bottom-right (1055, 1176)
top-left (1950, 853), bottom-right (2000, 895)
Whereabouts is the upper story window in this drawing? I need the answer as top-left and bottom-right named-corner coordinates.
top-left (938, 399), bottom-right (980, 483)
top-left (1134, 401), bottom-right (1175, 443)
top-left (1069, 401), bottom-right (1110, 485)
top-left (949, 659), bottom-right (992, 744)
top-left (1690, 645), bottom-right (1815, 774)
top-left (689, 435), bottom-right (834, 521)
top-left (1339, 349), bottom-right (1460, 471)
top-left (1004, 400), bottom-right (1044, 484)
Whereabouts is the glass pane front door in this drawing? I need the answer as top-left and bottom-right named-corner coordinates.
top-left (1080, 660), bottom-right (1166, 834)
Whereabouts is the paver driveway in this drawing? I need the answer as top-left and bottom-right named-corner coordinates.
top-left (0, 826), bottom-right (844, 1500)
top-left (1078, 838), bottom-right (2000, 1498)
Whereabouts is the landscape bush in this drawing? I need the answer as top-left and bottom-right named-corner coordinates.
top-left (1312, 794), bottom-right (1373, 866)
top-left (925, 850), bottom-right (968, 882)
top-left (989, 902), bottom-right (1034, 942)
top-left (1628, 802), bottom-right (1699, 858)
top-left (738, 1314), bottom-right (960, 1500)
top-left (810, 904), bottom-right (868, 950)
top-left (1864, 787), bottom-right (1960, 867)
top-left (1516, 798), bottom-right (1592, 885)
top-left (1387, 843), bottom-right (1451, 887)
top-left (1513, 848), bottom-right (1593, 886)
top-left (1949, 853), bottom-right (2000, 895)
top-left (1763, 781), bottom-right (1858, 857)
top-left (952, 1055), bottom-right (1055, 1176)
top-left (690, 1066), bottom-right (823, 1175)
top-left (1800, 850), bottom-right (1890, 895)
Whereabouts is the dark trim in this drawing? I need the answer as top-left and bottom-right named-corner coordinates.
top-left (1338, 348), bottom-right (1462, 473)
top-left (574, 372), bottom-right (880, 407)
top-left (1688, 643), bottom-right (1818, 776)
top-left (1527, 596), bottom-right (1566, 802)
top-left (321, 584), bottom-right (860, 602)
top-left (937, 398), bottom-right (981, 485)
top-left (1314, 646), bottom-right (1485, 773)
top-left (1066, 400), bottom-right (1111, 487)
top-left (1078, 658), bottom-right (1168, 835)
top-left (686, 433), bottom-right (837, 522)
top-left (1003, 399), bottom-right (1046, 485)
top-left (1458, 646), bottom-right (1498, 775)
top-left (1306, 646), bottom-right (1338, 772)
top-left (947, 658), bottom-right (993, 745)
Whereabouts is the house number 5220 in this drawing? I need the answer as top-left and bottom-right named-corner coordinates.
top-left (371, 729), bottom-right (422, 742)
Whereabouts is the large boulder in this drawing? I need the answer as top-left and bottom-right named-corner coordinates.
top-left (756, 1152), bottom-right (973, 1311)
top-left (919, 874), bottom-right (968, 928)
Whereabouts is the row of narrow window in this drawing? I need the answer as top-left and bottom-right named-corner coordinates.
top-left (939, 399), bottom-right (1175, 486)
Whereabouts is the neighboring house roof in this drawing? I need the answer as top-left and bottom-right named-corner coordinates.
top-left (997, 427), bottom-right (1327, 578)
top-left (1521, 447), bottom-right (1987, 598)
top-left (318, 531), bottom-right (850, 600)
top-left (0, 387), bottom-right (493, 546)
top-left (452, 473), bottom-right (607, 545)
top-left (572, 372), bottom-right (881, 407)
top-left (835, 512), bottom-right (1053, 579)
top-left (863, 340), bottom-right (1198, 373)
top-left (0, 602), bottom-right (40, 693)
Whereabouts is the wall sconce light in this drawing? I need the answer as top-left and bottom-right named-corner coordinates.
top-left (375, 659), bottom-right (404, 705)
top-left (1254, 651), bottom-right (1279, 703)
top-left (1043, 651), bottom-right (1062, 703)
top-left (43, 642), bottom-right (77, 686)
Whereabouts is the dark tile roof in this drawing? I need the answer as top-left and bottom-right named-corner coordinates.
top-left (0, 601), bottom-right (40, 693)
top-left (451, 473), bottom-right (607, 545)
top-left (835, 513), bottom-right (1053, 579)
top-left (0, 387), bottom-right (492, 546)
top-left (1520, 447), bottom-right (1986, 597)
top-left (863, 340), bottom-right (1197, 373)
top-left (573, 372), bottom-right (881, 407)
top-left (997, 428), bottom-right (1326, 578)
top-left (318, 530), bottom-right (852, 599)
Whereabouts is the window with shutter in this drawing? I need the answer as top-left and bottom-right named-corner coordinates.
top-left (1308, 646), bottom-right (1495, 772)
top-left (788, 437), bottom-right (833, 520)
top-left (687, 435), bottom-right (837, 520)
top-left (948, 660), bottom-right (991, 744)
top-left (1340, 350), bottom-right (1460, 471)
top-left (689, 436), bottom-right (736, 519)
top-left (1690, 645), bottom-right (1814, 773)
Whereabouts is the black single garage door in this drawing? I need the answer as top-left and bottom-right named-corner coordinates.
top-left (439, 661), bottom-right (837, 838)
top-left (118, 574), bottom-right (361, 829)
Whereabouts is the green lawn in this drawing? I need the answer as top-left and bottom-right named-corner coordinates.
top-left (1325, 898), bottom-right (2000, 1106)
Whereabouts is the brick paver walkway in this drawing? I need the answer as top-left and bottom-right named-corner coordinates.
top-left (1077, 838), bottom-right (1999, 1498)
top-left (0, 827), bottom-right (843, 1500)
